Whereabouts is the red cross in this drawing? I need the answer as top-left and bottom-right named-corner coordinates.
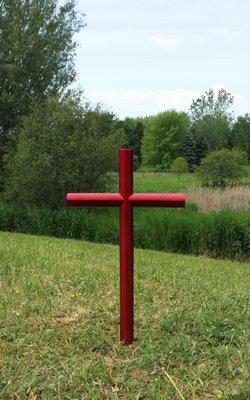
top-left (67, 149), bottom-right (186, 345)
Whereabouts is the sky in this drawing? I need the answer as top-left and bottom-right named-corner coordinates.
top-left (74, 0), bottom-right (250, 119)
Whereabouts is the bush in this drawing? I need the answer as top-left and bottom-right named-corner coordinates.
top-left (170, 157), bottom-right (188, 178)
top-left (4, 96), bottom-right (124, 208)
top-left (0, 202), bottom-right (249, 260)
top-left (197, 149), bottom-right (247, 187)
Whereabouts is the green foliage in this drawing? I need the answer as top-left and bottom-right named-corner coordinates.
top-left (190, 88), bottom-right (234, 123)
top-left (233, 114), bottom-right (250, 162)
top-left (4, 96), bottom-right (124, 208)
top-left (181, 132), bottom-right (197, 172)
top-left (0, 0), bottom-right (85, 188)
top-left (0, 202), bottom-right (249, 260)
top-left (123, 117), bottom-right (144, 168)
top-left (190, 89), bottom-right (234, 162)
top-left (193, 114), bottom-right (231, 154)
top-left (141, 110), bottom-right (190, 171)
top-left (198, 149), bottom-right (247, 187)
top-left (170, 157), bottom-right (188, 178)
top-left (0, 0), bottom-right (84, 135)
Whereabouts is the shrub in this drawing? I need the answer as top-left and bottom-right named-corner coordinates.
top-left (197, 149), bottom-right (247, 187)
top-left (4, 97), bottom-right (124, 208)
top-left (170, 157), bottom-right (188, 178)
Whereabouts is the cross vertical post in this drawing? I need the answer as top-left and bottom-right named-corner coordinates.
top-left (119, 149), bottom-right (134, 344)
top-left (66, 148), bottom-right (186, 345)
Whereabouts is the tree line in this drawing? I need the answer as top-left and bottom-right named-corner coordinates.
top-left (124, 90), bottom-right (249, 173)
top-left (0, 0), bottom-right (249, 209)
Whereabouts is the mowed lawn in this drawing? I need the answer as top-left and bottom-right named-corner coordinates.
top-left (0, 232), bottom-right (249, 399)
top-left (133, 172), bottom-right (198, 193)
top-left (133, 167), bottom-right (250, 193)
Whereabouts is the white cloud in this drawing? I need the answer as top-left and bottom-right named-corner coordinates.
top-left (209, 27), bottom-right (243, 38)
top-left (150, 36), bottom-right (185, 51)
top-left (150, 28), bottom-right (243, 53)
top-left (150, 35), bottom-right (205, 51)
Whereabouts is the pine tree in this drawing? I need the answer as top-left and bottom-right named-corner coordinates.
top-left (181, 132), bottom-right (197, 172)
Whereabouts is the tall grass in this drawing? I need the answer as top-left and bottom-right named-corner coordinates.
top-left (187, 185), bottom-right (250, 212)
top-left (0, 201), bottom-right (249, 260)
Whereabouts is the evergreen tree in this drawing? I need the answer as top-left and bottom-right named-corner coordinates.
top-left (181, 132), bottom-right (197, 172)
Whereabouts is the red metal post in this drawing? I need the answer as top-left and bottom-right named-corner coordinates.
top-left (66, 148), bottom-right (186, 345)
top-left (119, 149), bottom-right (134, 344)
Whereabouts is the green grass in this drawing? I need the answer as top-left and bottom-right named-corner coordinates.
top-left (133, 172), bottom-right (198, 192)
top-left (0, 232), bottom-right (249, 399)
top-left (132, 166), bottom-right (250, 192)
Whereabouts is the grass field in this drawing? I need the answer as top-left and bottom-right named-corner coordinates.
top-left (0, 232), bottom-right (249, 399)
top-left (133, 172), bottom-right (198, 193)
top-left (133, 172), bottom-right (250, 212)
top-left (133, 166), bottom-right (250, 194)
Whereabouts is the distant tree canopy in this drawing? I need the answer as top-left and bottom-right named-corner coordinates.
top-left (190, 89), bottom-right (234, 162)
top-left (190, 88), bottom-right (234, 122)
top-left (0, 0), bottom-right (85, 189)
top-left (141, 110), bottom-right (190, 171)
top-left (123, 117), bottom-right (145, 169)
top-left (4, 96), bottom-right (124, 208)
top-left (233, 114), bottom-right (250, 163)
top-left (197, 149), bottom-right (247, 187)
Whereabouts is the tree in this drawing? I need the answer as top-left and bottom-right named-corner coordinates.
top-left (190, 88), bottom-right (234, 123)
top-left (181, 132), bottom-right (197, 172)
top-left (0, 0), bottom-right (85, 187)
top-left (197, 149), bottom-right (247, 187)
top-left (170, 157), bottom-right (188, 179)
top-left (194, 114), bottom-right (231, 153)
top-left (233, 114), bottom-right (250, 163)
top-left (4, 96), bottom-right (125, 208)
top-left (190, 89), bottom-right (234, 162)
top-left (123, 117), bottom-right (145, 169)
top-left (141, 110), bottom-right (190, 171)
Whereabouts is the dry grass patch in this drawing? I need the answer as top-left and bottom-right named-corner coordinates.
top-left (187, 185), bottom-right (250, 212)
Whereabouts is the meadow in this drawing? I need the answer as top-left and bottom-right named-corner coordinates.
top-left (0, 231), bottom-right (249, 399)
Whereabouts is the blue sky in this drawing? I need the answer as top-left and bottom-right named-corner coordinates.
top-left (74, 0), bottom-right (250, 119)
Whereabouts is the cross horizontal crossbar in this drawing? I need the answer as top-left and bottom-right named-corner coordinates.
top-left (67, 192), bottom-right (185, 208)
top-left (67, 193), bottom-right (123, 207)
top-left (67, 149), bottom-right (186, 345)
